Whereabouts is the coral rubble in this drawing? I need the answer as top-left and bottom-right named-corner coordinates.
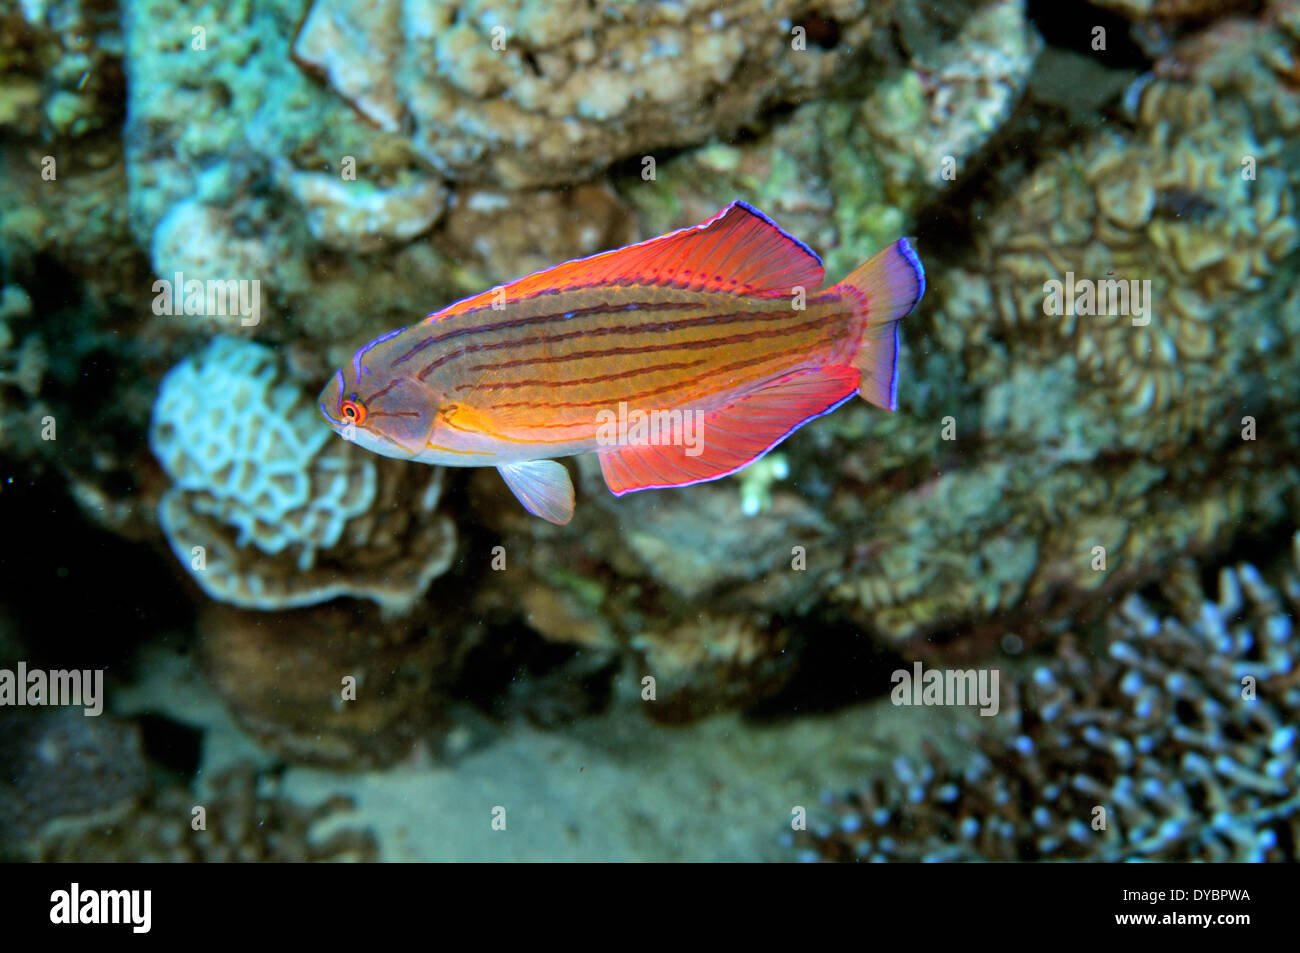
top-left (30, 762), bottom-right (378, 862)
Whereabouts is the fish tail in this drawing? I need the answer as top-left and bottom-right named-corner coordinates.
top-left (833, 238), bottom-right (925, 411)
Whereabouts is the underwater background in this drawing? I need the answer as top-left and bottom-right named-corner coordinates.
top-left (1, 0), bottom-right (1298, 862)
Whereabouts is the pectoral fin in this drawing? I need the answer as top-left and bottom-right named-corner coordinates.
top-left (497, 460), bottom-right (575, 525)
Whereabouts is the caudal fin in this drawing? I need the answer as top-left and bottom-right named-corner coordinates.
top-left (833, 238), bottom-right (925, 411)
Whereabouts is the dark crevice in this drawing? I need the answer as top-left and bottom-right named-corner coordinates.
top-left (1025, 0), bottom-right (1154, 71)
top-left (744, 621), bottom-right (911, 720)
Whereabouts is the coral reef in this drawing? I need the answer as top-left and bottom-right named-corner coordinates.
top-left (622, 0), bottom-right (1042, 277)
top-left (948, 83), bottom-right (1296, 433)
top-left (5, 0), bottom-right (1300, 767)
top-left (788, 537), bottom-right (1300, 861)
top-left (113, 0), bottom-right (1029, 359)
top-left (0, 0), bottom-right (144, 305)
top-left (29, 762), bottom-right (378, 862)
top-left (816, 4), bottom-right (1300, 642)
top-left (0, 708), bottom-right (147, 853)
top-left (149, 337), bottom-right (456, 612)
top-left (466, 488), bottom-right (812, 720)
top-left (632, 612), bottom-right (798, 723)
top-left (293, 0), bottom-right (916, 189)
top-left (0, 0), bottom-right (124, 140)
top-left (196, 602), bottom-right (471, 767)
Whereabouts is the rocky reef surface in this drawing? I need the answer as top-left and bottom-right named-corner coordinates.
top-left (1, 0), bottom-right (1298, 860)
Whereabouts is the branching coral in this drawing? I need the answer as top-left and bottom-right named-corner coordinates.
top-left (150, 337), bottom-right (456, 613)
top-left (789, 536), bottom-right (1300, 861)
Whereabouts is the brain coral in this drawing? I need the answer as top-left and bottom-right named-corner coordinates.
top-left (150, 337), bottom-right (456, 612)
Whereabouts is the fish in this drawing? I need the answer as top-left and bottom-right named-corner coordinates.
top-left (319, 201), bottom-right (925, 525)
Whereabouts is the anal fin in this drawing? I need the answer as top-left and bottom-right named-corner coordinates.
top-left (598, 366), bottom-right (859, 496)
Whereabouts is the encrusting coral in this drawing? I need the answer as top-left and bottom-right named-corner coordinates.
top-left (788, 534), bottom-right (1300, 861)
top-left (944, 83), bottom-right (1297, 435)
top-left (277, 162), bottom-right (449, 254)
top-left (293, 0), bottom-right (919, 188)
top-left (149, 337), bottom-right (456, 613)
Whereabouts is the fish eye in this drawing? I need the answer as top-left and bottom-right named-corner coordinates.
top-left (339, 394), bottom-right (368, 425)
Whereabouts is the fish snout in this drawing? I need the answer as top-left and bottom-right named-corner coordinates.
top-left (318, 369), bottom-right (346, 429)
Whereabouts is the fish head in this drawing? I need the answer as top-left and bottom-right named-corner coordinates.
top-left (318, 367), bottom-right (440, 460)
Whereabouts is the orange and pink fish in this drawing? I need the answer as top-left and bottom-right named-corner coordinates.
top-left (319, 201), bottom-right (925, 524)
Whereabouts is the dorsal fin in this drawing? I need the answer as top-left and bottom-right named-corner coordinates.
top-left (428, 202), bottom-right (825, 321)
